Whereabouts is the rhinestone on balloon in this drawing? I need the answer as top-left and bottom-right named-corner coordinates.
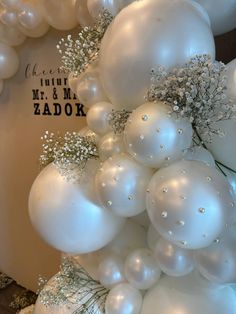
top-left (146, 160), bottom-right (235, 249)
top-left (95, 153), bottom-right (154, 217)
top-left (124, 101), bottom-right (193, 168)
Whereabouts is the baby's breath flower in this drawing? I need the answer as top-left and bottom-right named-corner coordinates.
top-left (108, 109), bottom-right (132, 134)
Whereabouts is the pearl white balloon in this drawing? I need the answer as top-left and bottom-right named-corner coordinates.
top-left (39, 0), bottom-right (77, 30)
top-left (18, 3), bottom-right (44, 30)
top-left (124, 101), bottom-right (193, 168)
top-left (102, 220), bottom-right (147, 259)
top-left (225, 58), bottom-right (236, 103)
top-left (194, 0), bottom-right (236, 35)
top-left (0, 7), bottom-right (17, 26)
top-left (141, 272), bottom-right (236, 314)
top-left (146, 160), bottom-right (235, 249)
top-left (98, 132), bottom-right (125, 161)
top-left (75, 0), bottom-right (94, 27)
top-left (18, 20), bottom-right (50, 38)
top-left (0, 0), bottom-right (20, 9)
top-left (147, 224), bottom-right (160, 251)
top-left (98, 253), bottom-right (125, 288)
top-left (195, 226), bottom-right (236, 284)
top-left (105, 283), bottom-right (143, 314)
top-left (0, 42), bottom-right (19, 79)
top-left (99, 0), bottom-right (215, 110)
top-left (86, 101), bottom-right (114, 136)
top-left (87, 0), bottom-right (120, 18)
top-left (0, 22), bottom-right (26, 46)
top-left (0, 79), bottom-right (3, 95)
top-left (125, 248), bottom-right (161, 290)
top-left (183, 146), bottom-right (215, 167)
top-left (78, 126), bottom-right (101, 144)
top-left (76, 66), bottom-right (109, 108)
top-left (154, 238), bottom-right (194, 277)
top-left (29, 161), bottom-right (125, 254)
top-left (95, 153), bottom-right (154, 217)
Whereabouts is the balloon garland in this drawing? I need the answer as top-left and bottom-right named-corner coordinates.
top-left (3, 0), bottom-right (236, 313)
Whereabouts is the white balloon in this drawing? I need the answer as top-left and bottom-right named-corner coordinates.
top-left (183, 146), bottom-right (215, 167)
top-left (99, 0), bottom-right (215, 110)
top-left (98, 132), bottom-right (125, 161)
top-left (146, 160), bottom-right (235, 249)
top-left (0, 7), bottom-right (17, 26)
top-left (0, 79), bottom-right (3, 95)
top-left (0, 0), bottom-right (20, 9)
top-left (18, 17), bottom-right (49, 38)
top-left (29, 161), bottom-right (125, 254)
top-left (225, 58), bottom-right (236, 103)
top-left (86, 101), bottom-right (114, 136)
top-left (95, 153), bottom-right (154, 217)
top-left (194, 0), bottom-right (236, 35)
top-left (102, 220), bottom-right (147, 259)
top-left (124, 248), bottom-right (161, 290)
top-left (147, 224), bottom-right (160, 251)
top-left (154, 238), bottom-right (194, 277)
top-left (39, 0), bottom-right (77, 30)
top-left (0, 22), bottom-right (26, 46)
top-left (141, 272), bottom-right (236, 314)
top-left (98, 253), bottom-right (125, 288)
top-left (75, 0), bottom-right (94, 27)
top-left (105, 283), bottom-right (143, 314)
top-left (0, 42), bottom-right (19, 79)
top-left (87, 0), bottom-right (120, 18)
top-left (124, 101), bottom-right (193, 168)
top-left (18, 3), bottom-right (44, 30)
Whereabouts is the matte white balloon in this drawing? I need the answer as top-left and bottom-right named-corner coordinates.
top-left (194, 0), bottom-right (236, 35)
top-left (124, 101), bottom-right (193, 168)
top-left (147, 224), bottom-right (160, 251)
top-left (75, 0), bottom-right (94, 27)
top-left (154, 238), bottom-right (194, 277)
top-left (0, 42), bottom-right (19, 79)
top-left (102, 220), bottom-right (147, 259)
top-left (125, 248), bottom-right (161, 290)
top-left (146, 160), bottom-right (235, 249)
top-left (29, 161), bottom-right (125, 254)
top-left (76, 66), bottom-right (109, 108)
top-left (18, 4), bottom-right (44, 30)
top-left (0, 7), bottom-right (17, 26)
top-left (39, 0), bottom-right (77, 30)
top-left (0, 22), bottom-right (26, 46)
top-left (141, 272), bottom-right (236, 314)
top-left (99, 0), bottom-right (215, 109)
top-left (225, 58), bottom-right (236, 103)
top-left (95, 153), bottom-right (154, 217)
top-left (105, 283), bottom-right (143, 314)
top-left (87, 0), bottom-right (120, 18)
top-left (0, 79), bottom-right (3, 95)
top-left (183, 146), bottom-right (215, 167)
top-left (86, 101), bottom-right (114, 136)
top-left (98, 132), bottom-right (125, 161)
top-left (98, 254), bottom-right (125, 288)
top-left (195, 226), bottom-right (236, 284)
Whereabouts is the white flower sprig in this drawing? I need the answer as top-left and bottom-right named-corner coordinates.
top-left (108, 109), bottom-right (132, 134)
top-left (57, 10), bottom-right (113, 75)
top-left (147, 55), bottom-right (235, 141)
top-left (39, 131), bottom-right (98, 180)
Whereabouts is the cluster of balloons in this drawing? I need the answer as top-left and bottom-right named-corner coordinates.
top-left (28, 0), bottom-right (236, 314)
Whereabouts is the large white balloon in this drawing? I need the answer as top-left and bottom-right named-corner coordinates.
top-left (0, 42), bottom-right (19, 79)
top-left (194, 0), bottom-right (236, 35)
top-left (95, 153), bottom-right (154, 217)
top-left (141, 272), bottom-right (236, 314)
top-left (124, 101), bottom-right (193, 168)
top-left (29, 161), bottom-right (125, 254)
top-left (99, 0), bottom-right (215, 110)
top-left (39, 0), bottom-right (77, 30)
top-left (146, 160), bottom-right (235, 249)
top-left (0, 22), bottom-right (26, 46)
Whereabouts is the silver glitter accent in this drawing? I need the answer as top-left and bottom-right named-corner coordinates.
top-left (168, 230), bottom-right (173, 236)
top-left (142, 114), bottom-right (149, 121)
top-left (180, 240), bottom-right (187, 246)
top-left (162, 187), bottom-right (168, 193)
top-left (198, 207), bottom-right (205, 213)
top-left (214, 238), bottom-right (220, 244)
top-left (128, 195), bottom-right (133, 200)
top-left (107, 200), bottom-right (112, 206)
top-left (206, 176), bottom-right (212, 182)
top-left (177, 220), bottom-right (185, 226)
top-left (161, 211), bottom-right (168, 218)
top-left (177, 129), bottom-right (183, 134)
top-left (140, 134), bottom-right (145, 140)
top-left (101, 182), bottom-right (106, 187)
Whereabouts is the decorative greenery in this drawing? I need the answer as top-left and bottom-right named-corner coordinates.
top-left (108, 109), bottom-right (132, 134)
top-left (57, 10), bottom-right (113, 75)
top-left (39, 131), bottom-right (98, 180)
top-left (147, 54), bottom-right (236, 142)
top-left (38, 258), bottom-right (108, 314)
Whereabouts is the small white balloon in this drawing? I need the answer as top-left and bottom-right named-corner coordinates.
top-left (124, 248), bottom-right (161, 290)
top-left (98, 253), bottom-right (125, 288)
top-left (0, 7), bottom-right (17, 26)
top-left (0, 22), bottom-right (26, 46)
top-left (98, 132), bottom-right (125, 161)
top-left (105, 283), bottom-right (143, 314)
top-left (86, 101), bottom-right (114, 136)
top-left (183, 146), bottom-right (215, 167)
top-left (87, 0), bottom-right (120, 18)
top-left (0, 42), bottom-right (19, 79)
top-left (75, 0), bottom-right (94, 27)
top-left (29, 161), bottom-right (125, 254)
top-left (18, 3), bottom-right (44, 30)
top-left (95, 153), bottom-right (154, 217)
top-left (194, 0), bottom-right (236, 35)
top-left (154, 237), bottom-right (194, 277)
top-left (124, 101), bottom-right (193, 168)
top-left (147, 224), bottom-right (160, 251)
top-left (146, 160), bottom-right (235, 249)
